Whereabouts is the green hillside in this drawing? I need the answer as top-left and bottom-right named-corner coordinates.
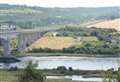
top-left (0, 4), bottom-right (119, 28)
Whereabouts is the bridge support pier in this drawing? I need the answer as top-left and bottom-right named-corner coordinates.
top-left (3, 39), bottom-right (11, 57)
top-left (0, 38), bottom-right (11, 57)
top-left (17, 32), bottom-right (42, 51)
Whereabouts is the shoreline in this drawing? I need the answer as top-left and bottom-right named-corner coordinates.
top-left (17, 52), bottom-right (120, 58)
top-left (0, 69), bottom-right (104, 77)
top-left (0, 69), bottom-right (104, 82)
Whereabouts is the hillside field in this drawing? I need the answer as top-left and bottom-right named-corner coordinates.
top-left (30, 37), bottom-right (78, 49)
top-left (29, 36), bottom-right (98, 50)
top-left (87, 19), bottom-right (120, 31)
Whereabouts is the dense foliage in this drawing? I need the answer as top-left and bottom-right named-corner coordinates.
top-left (19, 61), bottom-right (44, 82)
top-left (29, 26), bottom-right (120, 55)
top-left (57, 26), bottom-right (117, 39)
top-left (29, 44), bottom-right (120, 55)
top-left (103, 68), bottom-right (120, 82)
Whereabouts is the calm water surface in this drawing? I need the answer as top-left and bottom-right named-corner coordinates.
top-left (46, 76), bottom-right (103, 81)
top-left (7, 56), bottom-right (120, 70)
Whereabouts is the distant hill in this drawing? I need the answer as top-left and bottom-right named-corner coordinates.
top-left (0, 4), bottom-right (119, 28)
top-left (87, 19), bottom-right (120, 31)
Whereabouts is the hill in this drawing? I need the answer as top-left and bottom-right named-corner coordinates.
top-left (0, 4), bottom-right (119, 28)
top-left (87, 19), bottom-right (120, 31)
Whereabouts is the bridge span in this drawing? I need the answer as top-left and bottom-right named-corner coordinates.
top-left (0, 22), bottom-right (59, 59)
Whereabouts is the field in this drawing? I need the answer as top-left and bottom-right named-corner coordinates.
top-left (30, 36), bottom-right (79, 49)
top-left (29, 36), bottom-right (98, 50)
top-left (88, 19), bottom-right (120, 31)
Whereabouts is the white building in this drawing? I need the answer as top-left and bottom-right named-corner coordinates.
top-left (0, 21), bottom-right (17, 32)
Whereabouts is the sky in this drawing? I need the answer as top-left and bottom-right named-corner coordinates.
top-left (0, 0), bottom-right (120, 8)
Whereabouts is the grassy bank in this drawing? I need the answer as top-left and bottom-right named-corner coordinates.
top-left (0, 70), bottom-right (82, 82)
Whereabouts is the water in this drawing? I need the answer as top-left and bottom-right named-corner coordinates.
top-left (47, 76), bottom-right (103, 81)
top-left (2, 56), bottom-right (119, 70)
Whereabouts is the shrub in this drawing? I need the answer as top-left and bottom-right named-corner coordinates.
top-left (19, 61), bottom-right (45, 82)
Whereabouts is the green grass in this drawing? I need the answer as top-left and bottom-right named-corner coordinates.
top-left (0, 70), bottom-right (19, 82)
top-left (0, 70), bottom-right (81, 82)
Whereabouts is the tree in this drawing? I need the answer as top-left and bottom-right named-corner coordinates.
top-left (57, 66), bottom-right (67, 74)
top-left (19, 61), bottom-right (45, 82)
top-left (116, 68), bottom-right (120, 82)
top-left (103, 68), bottom-right (120, 82)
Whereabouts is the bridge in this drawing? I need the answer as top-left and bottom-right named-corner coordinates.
top-left (0, 22), bottom-right (58, 63)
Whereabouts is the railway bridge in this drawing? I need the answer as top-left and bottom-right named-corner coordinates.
top-left (0, 22), bottom-right (58, 62)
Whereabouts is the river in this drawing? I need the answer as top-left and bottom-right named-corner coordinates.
top-left (2, 56), bottom-right (119, 70)
top-left (46, 75), bottom-right (103, 82)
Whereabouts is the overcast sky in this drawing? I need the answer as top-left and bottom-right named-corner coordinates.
top-left (0, 0), bottom-right (120, 8)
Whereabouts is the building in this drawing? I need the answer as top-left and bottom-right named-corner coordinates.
top-left (0, 21), bottom-right (17, 32)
